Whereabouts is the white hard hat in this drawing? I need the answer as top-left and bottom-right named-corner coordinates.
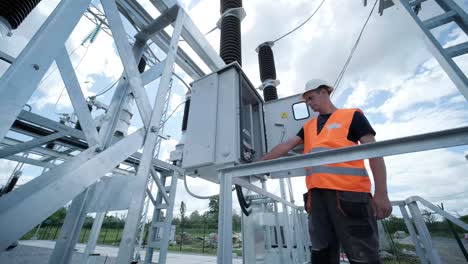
top-left (303, 79), bottom-right (333, 97)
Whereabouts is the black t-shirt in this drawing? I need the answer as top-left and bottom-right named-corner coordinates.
top-left (296, 111), bottom-right (375, 143)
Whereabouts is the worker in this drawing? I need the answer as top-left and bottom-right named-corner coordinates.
top-left (260, 79), bottom-right (392, 264)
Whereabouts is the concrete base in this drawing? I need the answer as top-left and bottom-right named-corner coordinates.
top-left (0, 240), bottom-right (243, 264)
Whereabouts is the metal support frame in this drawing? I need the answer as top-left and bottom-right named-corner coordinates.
top-left (0, 131), bottom-right (68, 159)
top-left (1, 0), bottom-right (467, 263)
top-left (222, 126), bottom-right (468, 178)
top-left (0, 0), bottom-right (216, 263)
top-left (0, 129), bottom-right (145, 250)
top-left (279, 178), bottom-right (296, 263)
top-left (0, 0), bottom-right (92, 141)
top-left (273, 201), bottom-right (286, 263)
top-left (217, 125), bottom-right (468, 264)
top-left (390, 196), bottom-right (458, 264)
top-left (56, 47), bottom-right (101, 147)
top-left (217, 171), bottom-right (233, 264)
top-left (398, 204), bottom-right (428, 264)
top-left (407, 203), bottom-right (442, 263)
top-left (105, 2), bottom-right (185, 262)
top-left (82, 211), bottom-right (106, 264)
top-left (397, 0), bottom-right (468, 100)
top-left (261, 180), bottom-right (272, 251)
top-left (144, 171), bottom-right (180, 264)
top-left (49, 189), bottom-right (91, 264)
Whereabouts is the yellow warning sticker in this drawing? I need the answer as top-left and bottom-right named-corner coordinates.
top-left (281, 112), bottom-right (288, 119)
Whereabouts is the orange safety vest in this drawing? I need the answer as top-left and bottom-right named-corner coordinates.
top-left (303, 108), bottom-right (371, 193)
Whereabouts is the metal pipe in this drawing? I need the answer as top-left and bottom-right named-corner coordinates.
top-left (222, 126), bottom-right (468, 177)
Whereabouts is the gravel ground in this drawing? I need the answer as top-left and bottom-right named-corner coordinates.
top-left (433, 237), bottom-right (468, 264)
top-left (395, 236), bottom-right (468, 263)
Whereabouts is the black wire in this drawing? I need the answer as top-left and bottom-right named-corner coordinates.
top-left (332, 0), bottom-right (378, 96)
top-left (272, 0), bottom-right (327, 43)
top-left (382, 219), bottom-right (402, 264)
top-left (236, 185), bottom-right (251, 216)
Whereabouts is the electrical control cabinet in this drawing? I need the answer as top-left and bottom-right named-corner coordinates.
top-left (182, 63), bottom-right (266, 183)
top-left (263, 94), bottom-right (317, 154)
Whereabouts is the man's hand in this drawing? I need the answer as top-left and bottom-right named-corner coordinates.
top-left (372, 191), bottom-right (392, 220)
top-left (259, 136), bottom-right (303, 161)
top-left (360, 134), bottom-right (392, 220)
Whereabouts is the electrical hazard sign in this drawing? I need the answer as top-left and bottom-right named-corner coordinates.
top-left (281, 112), bottom-right (288, 119)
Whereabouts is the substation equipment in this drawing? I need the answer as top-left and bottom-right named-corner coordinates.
top-left (0, 0), bottom-right (468, 264)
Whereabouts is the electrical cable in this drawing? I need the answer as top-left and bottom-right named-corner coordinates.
top-left (173, 72), bottom-right (192, 92)
top-left (94, 78), bottom-right (120, 97)
top-left (236, 185), bottom-right (251, 216)
top-left (180, 26), bottom-right (217, 42)
top-left (183, 174), bottom-right (237, 199)
top-left (271, 0), bottom-right (326, 44)
top-left (159, 100), bottom-right (187, 127)
top-left (183, 174), bottom-right (235, 199)
top-left (39, 44), bottom-right (84, 88)
top-left (332, 0), bottom-right (377, 96)
top-left (53, 44), bottom-right (91, 114)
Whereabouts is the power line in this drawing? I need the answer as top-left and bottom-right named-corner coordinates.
top-left (94, 78), bottom-right (120, 97)
top-left (272, 0), bottom-right (327, 43)
top-left (160, 100), bottom-right (187, 127)
top-left (427, 191), bottom-right (468, 200)
top-left (54, 44), bottom-right (91, 113)
top-left (173, 72), bottom-right (192, 92)
top-left (332, 0), bottom-right (378, 96)
top-left (39, 44), bottom-right (84, 88)
top-left (180, 26), bottom-right (217, 42)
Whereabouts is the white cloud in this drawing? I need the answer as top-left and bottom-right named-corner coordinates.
top-left (344, 80), bottom-right (379, 108)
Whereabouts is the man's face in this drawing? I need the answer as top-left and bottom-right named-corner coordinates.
top-left (303, 89), bottom-right (326, 112)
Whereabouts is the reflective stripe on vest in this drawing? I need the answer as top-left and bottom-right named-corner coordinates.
top-left (305, 166), bottom-right (369, 177)
top-left (305, 147), bottom-right (369, 177)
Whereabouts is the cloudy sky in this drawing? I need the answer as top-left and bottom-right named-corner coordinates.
top-left (0, 0), bottom-right (467, 220)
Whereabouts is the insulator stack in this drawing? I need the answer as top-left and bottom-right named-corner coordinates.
top-left (220, 0), bottom-right (243, 66)
top-left (257, 43), bottom-right (279, 101)
top-left (0, 0), bottom-right (42, 30)
top-left (258, 44), bottom-right (276, 81)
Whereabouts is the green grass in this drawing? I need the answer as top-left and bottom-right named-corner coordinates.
top-left (21, 227), bottom-right (124, 245)
top-left (22, 226), bottom-right (238, 257)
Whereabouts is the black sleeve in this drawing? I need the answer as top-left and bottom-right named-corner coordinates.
top-left (296, 127), bottom-right (304, 140)
top-left (347, 111), bottom-right (376, 143)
